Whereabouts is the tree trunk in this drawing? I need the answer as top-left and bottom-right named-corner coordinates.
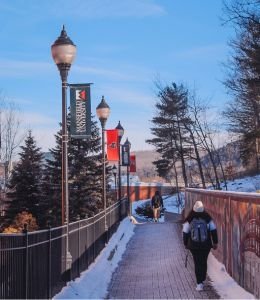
top-left (193, 119), bottom-right (221, 189)
top-left (172, 161), bottom-right (181, 213)
top-left (177, 117), bottom-right (188, 187)
top-left (189, 130), bottom-right (206, 188)
top-left (211, 143), bottom-right (228, 191)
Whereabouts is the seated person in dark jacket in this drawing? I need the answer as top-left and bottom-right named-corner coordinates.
top-left (182, 200), bottom-right (218, 292)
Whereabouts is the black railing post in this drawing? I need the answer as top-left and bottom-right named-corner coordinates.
top-left (77, 216), bottom-right (80, 277)
top-left (86, 215), bottom-right (89, 267)
top-left (108, 202), bottom-right (111, 241)
top-left (47, 224), bottom-right (52, 299)
top-left (93, 215), bottom-right (96, 258)
top-left (23, 223), bottom-right (28, 299)
top-left (118, 145), bottom-right (122, 221)
top-left (119, 198), bottom-right (122, 221)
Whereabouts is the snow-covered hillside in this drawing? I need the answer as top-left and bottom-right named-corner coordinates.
top-left (221, 174), bottom-right (260, 192)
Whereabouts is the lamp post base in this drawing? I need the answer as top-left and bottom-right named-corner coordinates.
top-left (66, 251), bottom-right (72, 270)
top-left (62, 251), bottom-right (72, 271)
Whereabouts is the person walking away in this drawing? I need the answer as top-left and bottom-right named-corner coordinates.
top-left (182, 200), bottom-right (218, 291)
top-left (151, 190), bottom-right (163, 222)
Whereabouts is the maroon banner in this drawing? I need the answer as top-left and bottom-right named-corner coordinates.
top-left (130, 154), bottom-right (136, 172)
top-left (106, 129), bottom-right (119, 161)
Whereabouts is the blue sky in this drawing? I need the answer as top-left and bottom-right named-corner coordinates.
top-left (0, 0), bottom-right (233, 151)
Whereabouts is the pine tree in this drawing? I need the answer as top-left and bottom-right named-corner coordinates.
top-left (43, 116), bottom-right (103, 226)
top-left (41, 128), bottom-right (62, 226)
top-left (223, 0), bottom-right (260, 170)
top-left (147, 82), bottom-right (190, 187)
top-left (68, 116), bottom-right (103, 221)
top-left (5, 131), bottom-right (44, 227)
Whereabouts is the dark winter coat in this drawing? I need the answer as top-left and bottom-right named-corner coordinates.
top-left (151, 193), bottom-right (164, 208)
top-left (182, 211), bottom-right (218, 250)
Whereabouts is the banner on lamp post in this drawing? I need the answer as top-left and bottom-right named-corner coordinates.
top-left (130, 154), bottom-right (136, 172)
top-left (70, 83), bottom-right (92, 139)
top-left (106, 129), bottom-right (119, 161)
top-left (121, 144), bottom-right (130, 166)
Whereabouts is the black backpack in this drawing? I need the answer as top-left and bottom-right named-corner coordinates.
top-left (153, 195), bottom-right (161, 208)
top-left (190, 218), bottom-right (208, 243)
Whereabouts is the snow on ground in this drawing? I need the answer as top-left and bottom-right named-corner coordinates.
top-left (110, 175), bottom-right (172, 188)
top-left (208, 253), bottom-right (254, 299)
top-left (163, 193), bottom-right (184, 213)
top-left (131, 198), bottom-right (149, 212)
top-left (54, 218), bottom-right (135, 300)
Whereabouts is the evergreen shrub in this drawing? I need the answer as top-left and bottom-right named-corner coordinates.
top-left (135, 202), bottom-right (153, 219)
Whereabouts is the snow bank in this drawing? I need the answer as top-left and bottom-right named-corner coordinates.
top-left (208, 252), bottom-right (254, 299)
top-left (54, 218), bottom-right (135, 299)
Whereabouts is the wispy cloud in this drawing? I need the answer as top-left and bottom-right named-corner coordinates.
top-left (0, 59), bottom-right (53, 77)
top-left (100, 86), bottom-right (155, 107)
top-left (0, 0), bottom-right (166, 19)
top-left (51, 0), bottom-right (166, 18)
top-left (0, 58), bottom-right (118, 79)
top-left (21, 112), bottom-right (57, 126)
top-left (9, 97), bottom-right (33, 106)
top-left (0, 58), bottom-right (153, 83)
top-left (73, 65), bottom-right (136, 81)
top-left (74, 61), bottom-right (153, 82)
top-left (173, 44), bottom-right (228, 60)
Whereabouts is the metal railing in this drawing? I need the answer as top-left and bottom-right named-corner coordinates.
top-left (0, 198), bottom-right (128, 299)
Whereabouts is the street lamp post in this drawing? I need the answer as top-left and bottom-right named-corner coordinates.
top-left (123, 138), bottom-right (131, 216)
top-left (115, 121), bottom-right (124, 203)
top-left (96, 96), bottom-right (110, 232)
top-left (51, 25), bottom-right (76, 271)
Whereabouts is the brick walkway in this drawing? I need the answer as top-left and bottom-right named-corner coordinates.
top-left (107, 212), bottom-right (219, 299)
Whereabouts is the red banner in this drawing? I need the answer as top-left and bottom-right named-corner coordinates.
top-left (130, 154), bottom-right (136, 172)
top-left (106, 129), bottom-right (119, 161)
